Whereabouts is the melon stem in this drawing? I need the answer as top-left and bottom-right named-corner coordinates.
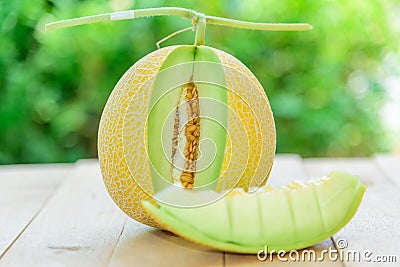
top-left (194, 15), bottom-right (207, 46)
top-left (45, 7), bottom-right (312, 33)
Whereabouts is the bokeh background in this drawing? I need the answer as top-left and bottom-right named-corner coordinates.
top-left (1, 0), bottom-right (399, 164)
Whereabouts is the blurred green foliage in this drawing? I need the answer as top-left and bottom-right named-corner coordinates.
top-left (0, 0), bottom-right (399, 164)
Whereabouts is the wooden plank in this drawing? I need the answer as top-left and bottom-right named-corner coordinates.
top-left (225, 155), bottom-right (341, 266)
top-left (108, 220), bottom-right (223, 267)
top-left (0, 164), bottom-right (71, 258)
top-left (267, 154), bottom-right (308, 187)
top-left (303, 157), bottom-right (391, 186)
top-left (374, 154), bottom-right (400, 187)
top-left (0, 160), bottom-right (127, 267)
top-left (304, 157), bottom-right (400, 266)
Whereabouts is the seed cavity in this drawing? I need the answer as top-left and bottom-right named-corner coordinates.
top-left (171, 82), bottom-right (200, 189)
top-left (171, 106), bottom-right (180, 162)
top-left (180, 82), bottom-right (200, 189)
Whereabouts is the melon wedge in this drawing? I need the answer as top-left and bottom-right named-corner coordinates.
top-left (142, 171), bottom-right (366, 254)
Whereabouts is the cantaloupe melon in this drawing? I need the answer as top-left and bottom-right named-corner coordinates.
top-left (98, 45), bottom-right (276, 227)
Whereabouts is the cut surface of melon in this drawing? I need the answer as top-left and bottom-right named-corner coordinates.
top-left (147, 46), bottom-right (228, 192)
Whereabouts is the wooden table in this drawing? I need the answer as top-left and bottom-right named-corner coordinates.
top-left (0, 154), bottom-right (399, 266)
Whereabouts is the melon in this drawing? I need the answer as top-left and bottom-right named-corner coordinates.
top-left (143, 171), bottom-right (366, 253)
top-left (98, 45), bottom-right (276, 227)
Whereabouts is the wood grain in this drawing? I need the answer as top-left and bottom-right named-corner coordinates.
top-left (0, 164), bottom-right (71, 258)
top-left (1, 155), bottom-right (399, 266)
top-left (303, 157), bottom-right (391, 186)
top-left (0, 160), bottom-right (127, 267)
top-left (225, 155), bottom-right (341, 266)
top-left (374, 154), bottom-right (400, 187)
top-left (108, 219), bottom-right (223, 267)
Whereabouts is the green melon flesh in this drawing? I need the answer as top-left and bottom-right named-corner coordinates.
top-left (192, 47), bottom-right (227, 189)
top-left (142, 171), bottom-right (366, 254)
top-left (147, 46), bottom-right (228, 193)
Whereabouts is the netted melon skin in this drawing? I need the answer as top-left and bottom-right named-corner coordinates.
top-left (98, 47), bottom-right (176, 227)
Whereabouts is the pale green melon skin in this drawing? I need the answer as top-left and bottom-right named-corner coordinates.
top-left (142, 171), bottom-right (366, 254)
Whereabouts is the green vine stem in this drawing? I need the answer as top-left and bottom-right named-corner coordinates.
top-left (45, 7), bottom-right (312, 45)
top-left (194, 14), bottom-right (207, 46)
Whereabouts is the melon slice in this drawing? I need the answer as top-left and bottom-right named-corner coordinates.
top-left (142, 171), bottom-right (366, 254)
